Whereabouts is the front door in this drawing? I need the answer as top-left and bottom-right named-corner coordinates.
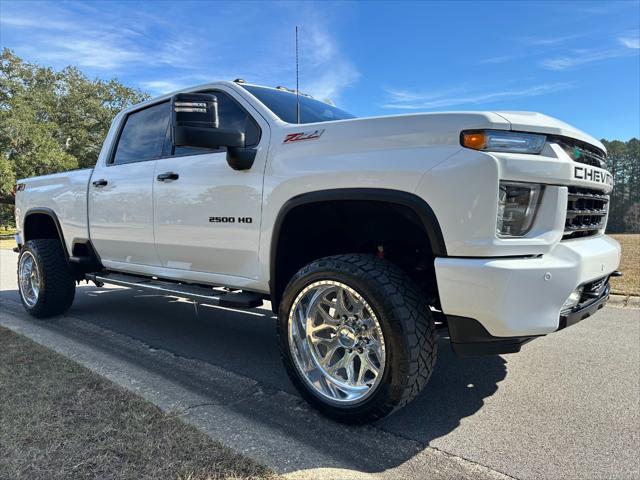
top-left (152, 89), bottom-right (268, 280)
top-left (88, 101), bottom-right (170, 268)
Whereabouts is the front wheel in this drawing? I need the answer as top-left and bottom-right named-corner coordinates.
top-left (278, 254), bottom-right (437, 423)
top-left (17, 239), bottom-right (76, 318)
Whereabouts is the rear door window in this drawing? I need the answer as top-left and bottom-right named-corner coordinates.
top-left (112, 102), bottom-right (170, 165)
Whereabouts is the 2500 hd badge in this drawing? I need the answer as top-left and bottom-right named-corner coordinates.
top-left (209, 216), bottom-right (253, 223)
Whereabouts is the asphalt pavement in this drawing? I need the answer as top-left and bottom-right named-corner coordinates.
top-left (1, 249), bottom-right (638, 479)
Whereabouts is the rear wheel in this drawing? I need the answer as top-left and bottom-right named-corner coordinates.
top-left (278, 254), bottom-right (437, 423)
top-left (17, 239), bottom-right (75, 318)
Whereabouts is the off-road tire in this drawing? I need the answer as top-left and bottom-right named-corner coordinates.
top-left (278, 254), bottom-right (437, 423)
top-left (17, 239), bottom-right (75, 318)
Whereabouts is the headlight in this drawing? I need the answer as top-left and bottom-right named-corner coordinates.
top-left (461, 130), bottom-right (546, 154)
top-left (497, 182), bottom-right (544, 237)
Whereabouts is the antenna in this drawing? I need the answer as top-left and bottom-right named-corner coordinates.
top-left (295, 26), bottom-right (300, 124)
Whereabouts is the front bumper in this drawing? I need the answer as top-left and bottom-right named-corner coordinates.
top-left (560, 282), bottom-right (610, 329)
top-left (447, 281), bottom-right (611, 356)
top-left (435, 234), bottom-right (621, 342)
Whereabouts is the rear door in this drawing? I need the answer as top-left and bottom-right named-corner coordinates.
top-left (88, 101), bottom-right (169, 268)
top-left (152, 89), bottom-right (268, 280)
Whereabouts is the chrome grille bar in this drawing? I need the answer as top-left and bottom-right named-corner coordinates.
top-left (563, 187), bottom-right (609, 240)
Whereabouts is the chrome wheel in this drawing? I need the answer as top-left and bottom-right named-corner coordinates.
top-left (19, 251), bottom-right (41, 307)
top-left (288, 280), bottom-right (386, 404)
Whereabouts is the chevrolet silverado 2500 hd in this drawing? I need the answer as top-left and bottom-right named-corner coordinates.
top-left (14, 80), bottom-right (621, 423)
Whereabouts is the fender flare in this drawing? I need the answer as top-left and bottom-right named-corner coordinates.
top-left (22, 207), bottom-right (70, 258)
top-left (269, 188), bottom-right (447, 308)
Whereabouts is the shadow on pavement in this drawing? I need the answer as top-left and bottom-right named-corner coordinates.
top-left (0, 284), bottom-right (507, 473)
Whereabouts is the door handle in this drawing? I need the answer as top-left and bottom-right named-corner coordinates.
top-left (157, 172), bottom-right (179, 182)
top-left (92, 179), bottom-right (108, 187)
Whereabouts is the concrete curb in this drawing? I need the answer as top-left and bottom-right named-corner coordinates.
top-left (609, 294), bottom-right (640, 309)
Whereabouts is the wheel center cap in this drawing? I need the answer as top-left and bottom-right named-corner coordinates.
top-left (337, 326), bottom-right (357, 348)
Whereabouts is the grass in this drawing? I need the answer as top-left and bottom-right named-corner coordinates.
top-left (0, 227), bottom-right (17, 250)
top-left (0, 238), bottom-right (16, 249)
top-left (610, 234), bottom-right (640, 297)
top-left (0, 326), bottom-right (278, 480)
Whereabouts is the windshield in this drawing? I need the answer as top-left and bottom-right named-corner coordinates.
top-left (241, 85), bottom-right (355, 124)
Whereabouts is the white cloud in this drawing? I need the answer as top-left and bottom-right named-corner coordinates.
top-left (139, 80), bottom-right (186, 95)
top-left (520, 34), bottom-right (583, 46)
top-left (480, 31), bottom-right (638, 68)
top-left (0, 2), bottom-right (359, 101)
top-left (540, 48), bottom-right (635, 70)
top-left (382, 83), bottom-right (572, 110)
top-left (478, 54), bottom-right (520, 65)
top-left (44, 38), bottom-right (147, 70)
top-left (138, 73), bottom-right (222, 95)
top-left (300, 26), bottom-right (359, 101)
top-left (0, 14), bottom-right (72, 29)
top-left (477, 34), bottom-right (582, 65)
top-left (619, 33), bottom-right (640, 49)
top-left (1, 7), bottom-right (193, 72)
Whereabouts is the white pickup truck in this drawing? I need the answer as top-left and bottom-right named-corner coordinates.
top-left (14, 80), bottom-right (621, 423)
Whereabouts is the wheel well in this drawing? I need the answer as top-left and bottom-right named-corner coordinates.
top-left (22, 211), bottom-right (103, 277)
top-left (23, 212), bottom-right (64, 246)
top-left (271, 196), bottom-right (443, 312)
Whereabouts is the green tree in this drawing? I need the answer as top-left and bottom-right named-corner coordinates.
top-left (0, 49), bottom-right (148, 210)
top-left (602, 138), bottom-right (640, 233)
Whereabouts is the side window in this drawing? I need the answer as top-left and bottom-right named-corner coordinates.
top-left (112, 102), bottom-right (170, 165)
top-left (168, 91), bottom-right (260, 157)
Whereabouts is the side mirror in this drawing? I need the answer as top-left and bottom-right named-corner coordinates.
top-left (227, 146), bottom-right (257, 171)
top-left (171, 93), bottom-right (245, 149)
top-left (170, 92), bottom-right (256, 171)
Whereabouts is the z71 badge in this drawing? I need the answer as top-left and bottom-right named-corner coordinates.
top-left (283, 129), bottom-right (325, 143)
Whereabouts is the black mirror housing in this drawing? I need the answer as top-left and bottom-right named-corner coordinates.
top-left (174, 127), bottom-right (245, 150)
top-left (227, 147), bottom-right (257, 171)
top-left (170, 91), bottom-right (254, 169)
top-left (172, 92), bottom-right (219, 129)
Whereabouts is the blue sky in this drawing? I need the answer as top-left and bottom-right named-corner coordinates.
top-left (1, 0), bottom-right (639, 139)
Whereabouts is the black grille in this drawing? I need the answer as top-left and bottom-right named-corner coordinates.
top-left (551, 136), bottom-right (608, 169)
top-left (560, 275), bottom-right (610, 322)
top-left (574, 276), bottom-right (610, 310)
top-left (583, 276), bottom-right (608, 299)
top-left (563, 187), bottom-right (609, 239)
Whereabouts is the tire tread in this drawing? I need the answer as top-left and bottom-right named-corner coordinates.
top-left (18, 239), bottom-right (75, 318)
top-left (278, 253), bottom-right (437, 423)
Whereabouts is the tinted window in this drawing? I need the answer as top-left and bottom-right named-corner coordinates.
top-left (113, 102), bottom-right (170, 165)
top-left (168, 91), bottom-right (260, 157)
top-left (241, 85), bottom-right (355, 124)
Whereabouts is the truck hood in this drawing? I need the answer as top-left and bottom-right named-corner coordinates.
top-left (493, 111), bottom-right (605, 154)
top-left (275, 111), bottom-right (606, 163)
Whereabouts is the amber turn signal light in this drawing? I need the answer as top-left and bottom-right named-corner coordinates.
top-left (461, 132), bottom-right (486, 150)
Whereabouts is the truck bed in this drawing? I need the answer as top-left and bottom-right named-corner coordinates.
top-left (15, 168), bottom-right (93, 255)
